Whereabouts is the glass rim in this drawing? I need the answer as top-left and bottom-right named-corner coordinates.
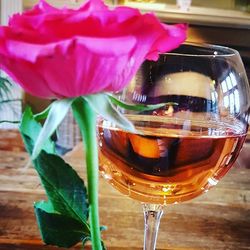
top-left (164, 42), bottom-right (239, 58)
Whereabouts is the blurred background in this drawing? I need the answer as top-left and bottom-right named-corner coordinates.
top-left (0, 3), bottom-right (249, 250)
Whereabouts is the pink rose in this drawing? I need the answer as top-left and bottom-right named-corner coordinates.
top-left (0, 0), bottom-right (186, 99)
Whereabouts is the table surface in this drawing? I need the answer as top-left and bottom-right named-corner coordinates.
top-left (0, 130), bottom-right (250, 250)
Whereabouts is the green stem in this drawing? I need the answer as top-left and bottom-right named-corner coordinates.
top-left (72, 97), bottom-right (102, 250)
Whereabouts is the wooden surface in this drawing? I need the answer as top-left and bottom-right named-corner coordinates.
top-left (0, 131), bottom-right (250, 250)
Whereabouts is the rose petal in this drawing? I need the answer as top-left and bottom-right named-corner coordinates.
top-left (0, 0), bottom-right (187, 99)
top-left (5, 35), bottom-right (137, 62)
top-left (0, 57), bottom-right (55, 98)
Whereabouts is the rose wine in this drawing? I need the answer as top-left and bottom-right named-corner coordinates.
top-left (98, 115), bottom-right (246, 204)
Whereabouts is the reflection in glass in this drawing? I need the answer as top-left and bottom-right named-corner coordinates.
top-left (98, 43), bottom-right (250, 250)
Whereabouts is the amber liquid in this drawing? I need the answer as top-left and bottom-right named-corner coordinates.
top-left (98, 116), bottom-right (246, 204)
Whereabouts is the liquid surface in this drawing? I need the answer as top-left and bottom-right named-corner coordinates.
top-left (98, 116), bottom-right (246, 204)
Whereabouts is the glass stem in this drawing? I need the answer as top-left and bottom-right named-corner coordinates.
top-left (143, 203), bottom-right (164, 250)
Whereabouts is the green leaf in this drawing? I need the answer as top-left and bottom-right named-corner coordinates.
top-left (37, 150), bottom-right (89, 224)
top-left (34, 104), bottom-right (51, 121)
top-left (20, 106), bottom-right (106, 249)
top-left (21, 134), bottom-right (91, 248)
top-left (19, 107), bottom-right (55, 155)
top-left (84, 94), bottom-right (135, 132)
top-left (20, 107), bottom-right (90, 240)
top-left (32, 98), bottom-right (73, 159)
top-left (22, 134), bottom-right (89, 228)
top-left (34, 201), bottom-right (90, 248)
top-left (0, 76), bottom-right (21, 124)
top-left (107, 93), bottom-right (170, 111)
top-left (0, 76), bottom-right (12, 100)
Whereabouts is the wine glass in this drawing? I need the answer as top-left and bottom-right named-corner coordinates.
top-left (97, 43), bottom-right (250, 249)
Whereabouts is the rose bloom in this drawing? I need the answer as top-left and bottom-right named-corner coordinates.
top-left (0, 0), bottom-right (186, 99)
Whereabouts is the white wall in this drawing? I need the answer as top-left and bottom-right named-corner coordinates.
top-left (1, 0), bottom-right (23, 25)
